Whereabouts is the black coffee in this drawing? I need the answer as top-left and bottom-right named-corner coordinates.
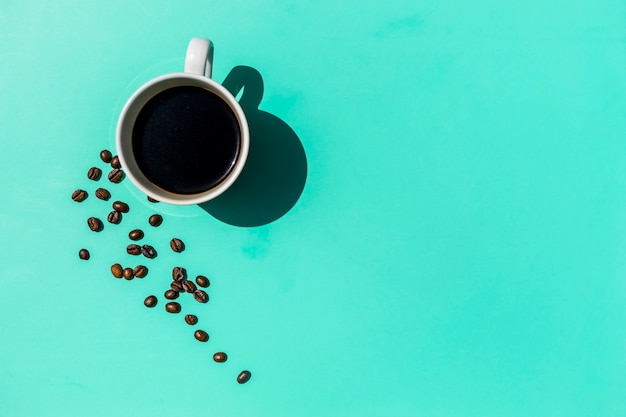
top-left (132, 85), bottom-right (241, 195)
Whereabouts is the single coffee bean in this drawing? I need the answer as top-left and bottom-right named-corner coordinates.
top-left (141, 244), bottom-right (157, 258)
top-left (144, 295), bottom-right (157, 308)
top-left (87, 217), bottom-right (102, 232)
top-left (164, 289), bottom-right (179, 300)
top-left (110, 155), bottom-right (121, 169)
top-left (107, 210), bottom-right (121, 224)
top-left (193, 290), bottom-right (208, 303)
top-left (172, 266), bottom-right (186, 282)
top-left (194, 329), bottom-right (209, 342)
top-left (72, 189), bottom-right (87, 202)
top-left (95, 187), bottom-right (110, 200)
top-left (147, 195), bottom-right (159, 202)
top-left (165, 302), bottom-right (181, 313)
top-left (78, 249), bottom-right (90, 260)
top-left (87, 166), bottom-right (101, 181)
top-left (170, 281), bottom-right (184, 292)
top-left (148, 214), bottom-right (162, 227)
top-left (133, 265), bottom-right (148, 278)
top-left (182, 280), bottom-right (197, 293)
top-left (129, 229), bottom-right (144, 241)
top-left (123, 267), bottom-right (134, 280)
top-left (237, 370), bottom-right (252, 384)
top-left (108, 168), bottom-right (123, 183)
top-left (100, 149), bottom-right (113, 163)
top-left (195, 275), bottom-right (210, 288)
top-left (112, 201), bottom-right (129, 213)
top-left (170, 238), bottom-right (184, 252)
top-left (127, 244), bottom-right (141, 255)
top-left (184, 314), bottom-right (197, 325)
top-left (111, 263), bottom-right (123, 278)
top-left (213, 352), bottom-right (227, 363)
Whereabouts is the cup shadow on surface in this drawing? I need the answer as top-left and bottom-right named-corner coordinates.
top-left (199, 66), bottom-right (307, 227)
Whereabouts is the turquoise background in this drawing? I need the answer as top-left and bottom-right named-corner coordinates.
top-left (1, 1), bottom-right (625, 416)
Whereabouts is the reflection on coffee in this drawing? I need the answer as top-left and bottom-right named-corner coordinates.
top-left (132, 86), bottom-right (241, 195)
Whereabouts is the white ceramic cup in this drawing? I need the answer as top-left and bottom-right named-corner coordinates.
top-left (116, 38), bottom-right (250, 205)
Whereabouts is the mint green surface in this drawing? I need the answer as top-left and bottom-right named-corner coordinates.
top-left (2, 1), bottom-right (626, 416)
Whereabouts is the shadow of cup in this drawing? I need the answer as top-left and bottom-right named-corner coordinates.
top-left (199, 66), bottom-right (307, 227)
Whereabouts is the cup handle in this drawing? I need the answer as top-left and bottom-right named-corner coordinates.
top-left (184, 38), bottom-right (214, 78)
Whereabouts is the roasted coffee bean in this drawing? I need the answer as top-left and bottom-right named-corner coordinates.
top-left (193, 290), bottom-right (208, 303)
top-left (165, 302), bottom-right (181, 313)
top-left (95, 187), bottom-right (110, 200)
top-left (164, 289), bottom-right (179, 300)
top-left (112, 201), bottom-right (129, 213)
top-left (108, 168), bottom-right (123, 183)
top-left (147, 195), bottom-right (159, 202)
top-left (133, 265), bottom-right (148, 278)
top-left (182, 280), bottom-right (197, 293)
top-left (172, 266), bottom-right (186, 282)
top-left (141, 244), bottom-right (157, 258)
top-left (170, 238), bottom-right (184, 252)
top-left (213, 352), bottom-right (227, 363)
top-left (78, 249), bottom-right (90, 260)
top-left (184, 314), bottom-right (198, 325)
top-left (195, 275), bottom-right (210, 288)
top-left (72, 189), bottom-right (87, 202)
top-left (194, 330), bottom-right (209, 342)
top-left (110, 155), bottom-right (121, 169)
top-left (107, 210), bottom-right (121, 224)
top-left (170, 281), bottom-right (184, 293)
top-left (100, 149), bottom-right (113, 163)
top-left (148, 214), bottom-right (162, 227)
top-left (237, 370), bottom-right (252, 384)
top-left (87, 167), bottom-right (101, 181)
top-left (87, 217), bottom-right (102, 232)
top-left (123, 267), bottom-right (134, 280)
top-left (111, 263), bottom-right (123, 278)
top-left (144, 295), bottom-right (157, 308)
top-left (127, 244), bottom-right (141, 255)
top-left (129, 229), bottom-right (144, 241)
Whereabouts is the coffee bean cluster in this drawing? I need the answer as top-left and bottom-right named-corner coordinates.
top-left (73, 149), bottom-right (251, 385)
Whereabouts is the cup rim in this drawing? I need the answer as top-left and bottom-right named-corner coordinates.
top-left (116, 72), bottom-right (250, 205)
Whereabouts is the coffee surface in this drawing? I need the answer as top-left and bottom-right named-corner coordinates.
top-left (132, 85), bottom-right (240, 195)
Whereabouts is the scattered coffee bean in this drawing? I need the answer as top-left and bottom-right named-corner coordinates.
top-left (213, 352), bottom-right (227, 363)
top-left (193, 290), bottom-right (208, 303)
top-left (194, 330), bottom-right (209, 342)
top-left (129, 229), bottom-right (144, 241)
top-left (100, 149), bottom-right (113, 163)
top-left (165, 302), bottom-right (181, 313)
top-left (184, 314), bottom-right (198, 325)
top-left (110, 155), bottom-right (121, 169)
top-left (172, 266), bottom-right (186, 282)
top-left (87, 167), bottom-right (101, 181)
top-left (182, 280), bottom-right (197, 293)
top-left (72, 189), bottom-right (87, 202)
top-left (107, 210), bottom-right (121, 224)
top-left (170, 281), bottom-right (184, 292)
top-left (133, 265), bottom-right (148, 278)
top-left (141, 244), bottom-right (157, 258)
top-left (112, 201), bottom-right (129, 213)
top-left (144, 295), bottom-right (157, 308)
top-left (108, 168), bottom-right (123, 183)
top-left (148, 214), bottom-right (162, 227)
top-left (164, 289), bottom-right (179, 300)
top-left (127, 244), bottom-right (141, 255)
top-left (237, 370), bottom-right (252, 384)
top-left (95, 187), bottom-right (110, 200)
top-left (111, 263), bottom-right (123, 278)
top-left (170, 238), bottom-right (184, 252)
top-left (195, 275), bottom-right (210, 288)
top-left (147, 195), bottom-right (159, 203)
top-left (87, 217), bottom-right (102, 232)
top-left (123, 267), bottom-right (134, 280)
top-left (78, 249), bottom-right (90, 260)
